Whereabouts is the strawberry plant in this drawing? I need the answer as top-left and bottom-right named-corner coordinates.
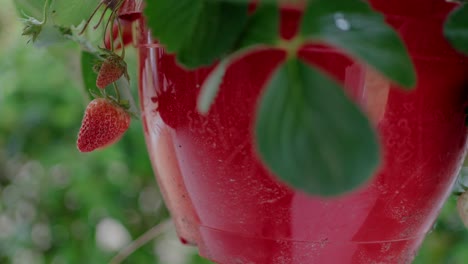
top-left (17, 0), bottom-right (415, 196)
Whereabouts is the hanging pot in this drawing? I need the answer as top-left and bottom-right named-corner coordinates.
top-left (134, 0), bottom-right (468, 263)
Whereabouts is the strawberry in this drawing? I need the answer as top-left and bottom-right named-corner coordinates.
top-left (96, 54), bottom-right (127, 89)
top-left (21, 16), bottom-right (44, 43)
top-left (77, 98), bottom-right (131, 152)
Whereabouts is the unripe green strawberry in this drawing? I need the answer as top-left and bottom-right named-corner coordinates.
top-left (21, 16), bottom-right (43, 43)
top-left (96, 54), bottom-right (127, 89)
top-left (77, 98), bottom-right (131, 152)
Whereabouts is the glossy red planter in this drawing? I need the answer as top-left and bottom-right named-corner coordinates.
top-left (135, 1), bottom-right (468, 263)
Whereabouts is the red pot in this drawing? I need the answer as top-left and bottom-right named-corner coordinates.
top-left (135, 0), bottom-right (468, 263)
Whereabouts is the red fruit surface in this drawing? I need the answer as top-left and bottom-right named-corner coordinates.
top-left (77, 98), bottom-right (131, 152)
top-left (96, 56), bottom-right (125, 89)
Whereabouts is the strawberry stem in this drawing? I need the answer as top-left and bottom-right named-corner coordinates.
top-left (93, 5), bottom-right (111, 30)
top-left (104, 12), bottom-right (116, 51)
top-left (102, 0), bottom-right (126, 52)
top-left (42, 0), bottom-right (51, 24)
top-left (79, 2), bottom-right (104, 35)
top-left (116, 18), bottom-right (126, 59)
top-left (113, 82), bottom-right (121, 101)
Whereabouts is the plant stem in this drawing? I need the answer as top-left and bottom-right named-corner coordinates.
top-left (109, 220), bottom-right (172, 264)
top-left (113, 82), bottom-right (121, 101)
top-left (42, 0), bottom-right (51, 24)
top-left (105, 12), bottom-right (116, 51)
top-left (116, 18), bottom-right (126, 59)
top-left (277, 35), bottom-right (304, 60)
top-left (94, 5), bottom-right (111, 30)
top-left (79, 2), bottom-right (105, 35)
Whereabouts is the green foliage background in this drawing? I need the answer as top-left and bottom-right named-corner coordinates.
top-left (0, 0), bottom-right (467, 263)
top-left (0, 0), bottom-right (211, 263)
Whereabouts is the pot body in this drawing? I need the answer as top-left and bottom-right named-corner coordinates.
top-left (137, 1), bottom-right (468, 263)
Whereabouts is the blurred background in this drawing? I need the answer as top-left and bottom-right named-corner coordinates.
top-left (1, 0), bottom-right (468, 263)
top-left (0, 0), bottom-right (210, 263)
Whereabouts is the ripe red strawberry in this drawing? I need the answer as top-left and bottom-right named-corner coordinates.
top-left (96, 54), bottom-right (127, 89)
top-left (77, 98), bottom-right (131, 152)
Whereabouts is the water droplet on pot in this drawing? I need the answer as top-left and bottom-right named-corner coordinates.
top-left (334, 13), bottom-right (351, 31)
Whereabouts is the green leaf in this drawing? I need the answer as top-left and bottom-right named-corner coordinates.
top-left (236, 3), bottom-right (280, 49)
top-left (144, 0), bottom-right (249, 68)
top-left (80, 51), bottom-right (101, 100)
top-left (444, 4), bottom-right (468, 55)
top-left (300, 0), bottom-right (415, 88)
top-left (13, 0), bottom-right (48, 18)
top-left (197, 3), bottom-right (280, 114)
top-left (255, 57), bottom-right (380, 196)
top-left (15, 0), bottom-right (97, 28)
top-left (49, 0), bottom-right (98, 27)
